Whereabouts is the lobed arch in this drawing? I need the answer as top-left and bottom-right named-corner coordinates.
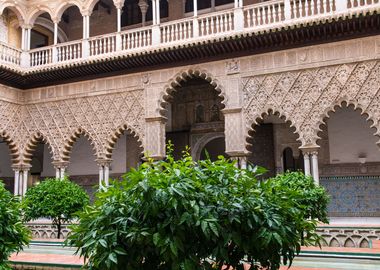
top-left (104, 124), bottom-right (144, 160)
top-left (22, 132), bottom-right (56, 167)
top-left (315, 99), bottom-right (380, 147)
top-left (0, 130), bottom-right (21, 165)
top-left (61, 127), bottom-right (102, 162)
top-left (245, 108), bottom-right (302, 150)
top-left (159, 68), bottom-right (227, 116)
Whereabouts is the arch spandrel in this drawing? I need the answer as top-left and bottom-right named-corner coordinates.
top-left (242, 60), bottom-right (380, 149)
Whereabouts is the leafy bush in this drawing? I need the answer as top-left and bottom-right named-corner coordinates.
top-left (68, 153), bottom-right (328, 270)
top-left (0, 181), bottom-right (30, 270)
top-left (23, 177), bottom-right (89, 239)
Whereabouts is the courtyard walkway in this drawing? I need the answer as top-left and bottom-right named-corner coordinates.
top-left (10, 241), bottom-right (380, 270)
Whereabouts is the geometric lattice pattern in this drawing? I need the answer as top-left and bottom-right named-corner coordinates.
top-left (243, 60), bottom-right (380, 148)
top-left (0, 90), bottom-right (144, 165)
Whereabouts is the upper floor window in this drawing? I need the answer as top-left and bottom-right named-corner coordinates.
top-left (121, 0), bottom-right (169, 27)
top-left (185, 0), bottom-right (234, 13)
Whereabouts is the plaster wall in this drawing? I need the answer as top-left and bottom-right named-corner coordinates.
top-left (66, 135), bottom-right (127, 176)
top-left (0, 15), bottom-right (8, 43)
top-left (0, 143), bottom-right (13, 178)
top-left (327, 107), bottom-right (380, 164)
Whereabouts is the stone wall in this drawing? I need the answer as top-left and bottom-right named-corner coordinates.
top-left (0, 15), bottom-right (8, 43)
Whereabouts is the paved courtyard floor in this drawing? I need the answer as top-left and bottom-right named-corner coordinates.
top-left (10, 243), bottom-right (380, 270)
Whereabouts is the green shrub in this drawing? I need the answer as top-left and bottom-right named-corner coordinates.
top-left (0, 181), bottom-right (30, 270)
top-left (68, 152), bottom-right (328, 270)
top-left (23, 177), bottom-right (89, 239)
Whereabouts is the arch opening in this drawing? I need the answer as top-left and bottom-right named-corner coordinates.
top-left (165, 76), bottom-right (225, 160)
top-left (66, 134), bottom-right (99, 199)
top-left (247, 111), bottom-right (302, 177)
top-left (317, 103), bottom-right (380, 219)
top-left (0, 7), bottom-right (22, 48)
top-left (0, 136), bottom-right (16, 193)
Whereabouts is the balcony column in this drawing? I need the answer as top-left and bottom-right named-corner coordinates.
top-left (335, 1), bottom-right (347, 13)
top-left (52, 18), bottom-right (60, 63)
top-left (284, 0), bottom-right (291, 20)
top-left (233, 0), bottom-right (244, 31)
top-left (151, 0), bottom-right (161, 45)
top-left (20, 25), bottom-right (32, 67)
top-left (115, 3), bottom-right (124, 52)
top-left (82, 12), bottom-right (91, 58)
top-left (193, 0), bottom-right (199, 38)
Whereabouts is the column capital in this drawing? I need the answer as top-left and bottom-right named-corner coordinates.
top-left (96, 158), bottom-right (112, 167)
top-left (52, 161), bottom-right (69, 169)
top-left (11, 164), bottom-right (31, 171)
top-left (20, 24), bottom-right (33, 30)
top-left (299, 146), bottom-right (320, 155)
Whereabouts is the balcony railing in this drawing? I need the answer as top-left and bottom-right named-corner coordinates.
top-left (0, 0), bottom-right (379, 70)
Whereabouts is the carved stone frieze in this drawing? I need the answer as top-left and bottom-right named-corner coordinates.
top-left (243, 60), bottom-right (380, 148)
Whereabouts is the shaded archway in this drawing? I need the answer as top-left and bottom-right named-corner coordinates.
top-left (24, 134), bottom-right (55, 187)
top-left (58, 6), bottom-right (83, 42)
top-left (29, 12), bottom-right (55, 49)
top-left (317, 103), bottom-right (380, 218)
top-left (0, 7), bottom-right (23, 48)
top-left (164, 76), bottom-right (225, 160)
top-left (247, 111), bottom-right (301, 177)
top-left (66, 134), bottom-right (98, 198)
top-left (0, 136), bottom-right (15, 192)
top-left (199, 136), bottom-right (226, 161)
top-left (107, 129), bottom-right (144, 178)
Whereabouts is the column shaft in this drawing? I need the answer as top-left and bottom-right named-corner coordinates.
top-left (311, 153), bottom-right (320, 185)
top-left (14, 170), bottom-right (20, 196)
top-left (117, 8), bottom-right (122, 32)
top-left (22, 170), bottom-right (28, 196)
top-left (54, 23), bottom-right (58, 45)
top-left (104, 165), bottom-right (110, 187)
top-left (304, 153), bottom-right (311, 176)
top-left (193, 0), bottom-right (198, 16)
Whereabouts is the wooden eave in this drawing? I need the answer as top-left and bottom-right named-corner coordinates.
top-left (1, 12), bottom-right (379, 90)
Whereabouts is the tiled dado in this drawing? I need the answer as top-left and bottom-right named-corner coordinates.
top-left (320, 176), bottom-right (380, 217)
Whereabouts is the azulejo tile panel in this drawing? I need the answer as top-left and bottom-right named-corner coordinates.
top-left (320, 176), bottom-right (380, 217)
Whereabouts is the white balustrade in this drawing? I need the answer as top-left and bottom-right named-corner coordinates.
top-left (0, 42), bottom-right (22, 65)
top-left (290, 0), bottom-right (335, 18)
top-left (198, 10), bottom-right (234, 37)
top-left (56, 41), bottom-right (82, 62)
top-left (89, 34), bottom-right (117, 56)
top-left (1, 0), bottom-right (380, 69)
top-left (121, 28), bottom-right (152, 50)
top-left (244, 0), bottom-right (285, 28)
top-left (161, 19), bottom-right (193, 44)
top-left (30, 47), bottom-right (53, 67)
top-left (348, 0), bottom-right (379, 9)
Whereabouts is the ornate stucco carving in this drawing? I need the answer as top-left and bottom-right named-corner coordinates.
top-left (243, 60), bottom-right (380, 149)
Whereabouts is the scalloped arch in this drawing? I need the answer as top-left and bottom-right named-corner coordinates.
top-left (245, 108), bottom-right (301, 150)
top-left (159, 68), bottom-right (227, 116)
top-left (22, 132), bottom-right (56, 166)
top-left (104, 124), bottom-right (144, 159)
top-left (61, 127), bottom-right (101, 162)
top-left (0, 130), bottom-right (21, 165)
top-left (316, 99), bottom-right (380, 146)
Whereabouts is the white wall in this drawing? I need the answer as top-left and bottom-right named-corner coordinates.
top-left (327, 107), bottom-right (380, 163)
top-left (0, 15), bottom-right (8, 43)
top-left (0, 143), bottom-right (13, 177)
top-left (66, 135), bottom-right (127, 176)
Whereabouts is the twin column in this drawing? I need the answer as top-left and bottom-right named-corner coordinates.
top-left (12, 166), bottom-right (30, 196)
top-left (302, 148), bottom-right (320, 185)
